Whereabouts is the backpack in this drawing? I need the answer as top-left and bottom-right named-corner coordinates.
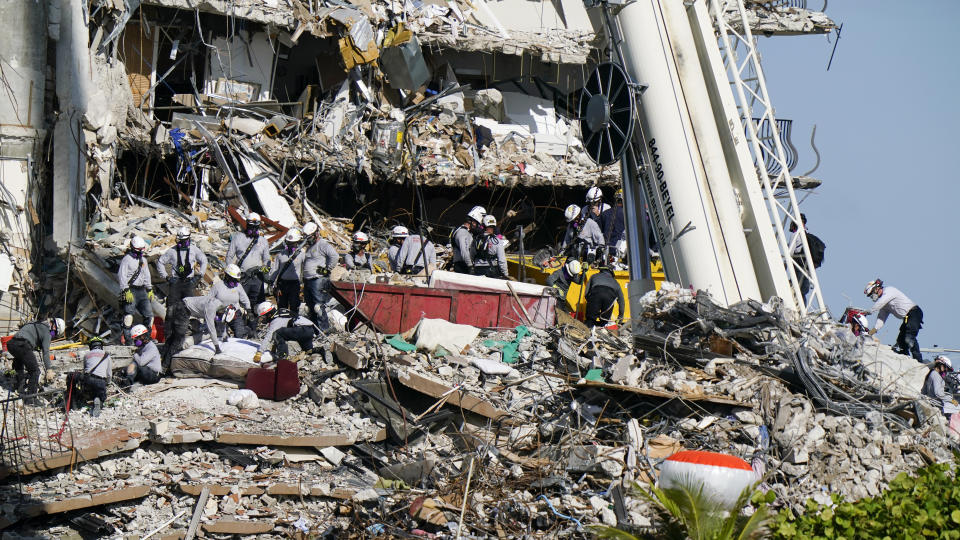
top-left (805, 233), bottom-right (825, 268)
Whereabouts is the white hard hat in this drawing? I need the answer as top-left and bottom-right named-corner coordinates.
top-left (392, 226), bottom-right (409, 238)
top-left (224, 263), bottom-right (242, 279)
top-left (353, 231), bottom-right (369, 243)
top-left (864, 279), bottom-right (883, 297)
top-left (246, 212), bottom-right (261, 224)
top-left (564, 204), bottom-right (581, 222)
top-left (470, 205), bottom-right (487, 216)
top-left (616, 239), bottom-right (628, 258)
top-left (130, 324), bottom-right (149, 340)
top-left (936, 355), bottom-right (953, 370)
top-left (285, 228), bottom-right (303, 243)
top-left (176, 227), bottom-right (191, 239)
top-left (482, 215), bottom-right (497, 227)
top-left (565, 260), bottom-right (582, 275)
top-left (585, 186), bottom-right (603, 203)
top-left (303, 222), bottom-right (318, 236)
top-left (256, 301), bottom-right (276, 317)
top-left (130, 236), bottom-right (147, 250)
top-left (467, 207), bottom-right (485, 224)
top-left (52, 318), bottom-right (65, 337)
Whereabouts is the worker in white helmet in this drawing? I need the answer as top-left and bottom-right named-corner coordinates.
top-left (226, 211), bottom-right (271, 305)
top-left (156, 227), bottom-right (208, 307)
top-left (302, 222), bottom-right (339, 331)
top-left (269, 228), bottom-right (306, 314)
top-left (863, 279), bottom-right (924, 362)
top-left (450, 207), bottom-right (485, 274)
top-left (582, 186), bottom-right (611, 220)
top-left (923, 356), bottom-right (957, 414)
top-left (546, 259), bottom-right (585, 301)
top-left (7, 317), bottom-right (65, 404)
top-left (123, 325), bottom-right (162, 387)
top-left (254, 303), bottom-right (320, 362)
top-left (560, 204), bottom-right (604, 263)
top-left (472, 215), bottom-right (508, 279)
top-left (118, 235), bottom-right (155, 344)
top-left (345, 232), bottom-right (375, 271)
top-left (388, 226), bottom-right (409, 272)
top-left (397, 228), bottom-right (437, 275)
top-left (584, 263), bottom-right (625, 328)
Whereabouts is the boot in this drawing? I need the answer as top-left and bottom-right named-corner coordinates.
top-left (91, 397), bottom-right (102, 417)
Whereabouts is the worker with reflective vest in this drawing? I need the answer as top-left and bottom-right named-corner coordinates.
top-left (118, 235), bottom-right (155, 344)
top-left (450, 206), bottom-right (485, 274)
top-left (66, 336), bottom-right (110, 417)
top-left (226, 212), bottom-right (271, 305)
top-left (560, 204), bottom-right (604, 263)
top-left (157, 227), bottom-right (208, 307)
top-left (269, 228), bottom-right (306, 314)
top-left (302, 222), bottom-right (339, 331)
top-left (8, 318), bottom-right (64, 403)
top-left (863, 279), bottom-right (924, 362)
top-left (124, 324), bottom-right (162, 387)
top-left (472, 215), bottom-right (508, 279)
top-left (546, 259), bottom-right (584, 299)
top-left (397, 230), bottom-right (437, 275)
top-left (345, 232), bottom-right (375, 271)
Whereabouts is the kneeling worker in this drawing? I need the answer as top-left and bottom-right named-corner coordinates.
top-left (67, 337), bottom-right (110, 416)
top-left (124, 325), bottom-right (162, 386)
top-left (546, 260), bottom-right (584, 308)
top-left (583, 264), bottom-right (625, 328)
top-left (922, 355), bottom-right (957, 414)
top-left (253, 302), bottom-right (320, 362)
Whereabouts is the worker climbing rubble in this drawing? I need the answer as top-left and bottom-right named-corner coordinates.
top-left (254, 302), bottom-right (320, 362)
top-left (345, 232), bottom-right (374, 271)
top-left (156, 227), bottom-right (208, 308)
top-left (7, 317), bottom-right (63, 404)
top-left (449, 206), bottom-right (485, 274)
top-left (560, 203), bottom-right (604, 263)
top-left (270, 228), bottom-right (306, 314)
top-left (863, 279), bottom-right (924, 361)
top-left (583, 258), bottom-right (625, 328)
top-left (302, 222), bottom-right (339, 332)
top-left (472, 215), bottom-right (508, 279)
top-left (388, 226), bottom-right (408, 272)
top-left (123, 324), bottom-right (161, 387)
top-left (397, 228), bottom-right (437, 275)
top-left (226, 212), bottom-right (271, 306)
top-left (65, 337), bottom-right (110, 417)
top-left (118, 235), bottom-right (154, 344)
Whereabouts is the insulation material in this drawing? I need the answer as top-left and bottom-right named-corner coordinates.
top-left (237, 154), bottom-right (297, 228)
top-left (408, 318), bottom-right (481, 355)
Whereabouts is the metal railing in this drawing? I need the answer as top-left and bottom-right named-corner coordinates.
top-left (0, 389), bottom-right (75, 498)
top-left (752, 118), bottom-right (799, 176)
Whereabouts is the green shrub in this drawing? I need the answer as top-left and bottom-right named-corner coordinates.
top-left (771, 461), bottom-right (960, 540)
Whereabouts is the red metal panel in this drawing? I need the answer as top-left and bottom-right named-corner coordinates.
top-left (453, 292), bottom-right (501, 328)
top-left (405, 291), bottom-right (453, 331)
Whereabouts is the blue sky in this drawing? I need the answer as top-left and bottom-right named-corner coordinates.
top-left (758, 1), bottom-right (960, 352)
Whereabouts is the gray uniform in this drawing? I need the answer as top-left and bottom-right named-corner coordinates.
top-left (14, 321), bottom-right (52, 369)
top-left (303, 239), bottom-right (339, 279)
top-left (270, 249), bottom-right (306, 282)
top-left (388, 245), bottom-right (401, 272)
top-left (208, 280), bottom-right (251, 310)
top-left (922, 370), bottom-right (951, 411)
top-left (118, 253), bottom-right (152, 288)
top-left (473, 234), bottom-right (508, 277)
top-left (227, 233), bottom-right (270, 272)
top-left (83, 350), bottom-right (112, 379)
top-left (134, 341), bottom-right (162, 373)
top-left (561, 217), bottom-right (605, 250)
top-left (345, 252), bottom-right (374, 270)
top-left (397, 235), bottom-right (437, 269)
top-left (184, 295), bottom-right (223, 347)
top-left (259, 315), bottom-right (314, 352)
top-left (156, 244), bottom-right (207, 280)
top-left (451, 226), bottom-right (475, 266)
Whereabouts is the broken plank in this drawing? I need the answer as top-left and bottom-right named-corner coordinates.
top-left (0, 485), bottom-right (152, 529)
top-left (180, 484), bottom-right (265, 497)
top-left (215, 432), bottom-right (356, 447)
top-left (390, 368), bottom-right (510, 421)
top-left (333, 341), bottom-right (367, 369)
top-left (202, 519), bottom-right (275, 534)
top-left (0, 429), bottom-right (145, 479)
top-left (184, 486), bottom-right (210, 540)
top-left (541, 372), bottom-right (754, 408)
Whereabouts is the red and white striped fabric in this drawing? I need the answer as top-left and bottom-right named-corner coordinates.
top-left (658, 450), bottom-right (758, 508)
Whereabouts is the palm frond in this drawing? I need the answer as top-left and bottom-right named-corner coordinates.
top-left (587, 524), bottom-right (642, 540)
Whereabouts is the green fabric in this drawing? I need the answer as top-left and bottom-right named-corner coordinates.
top-left (584, 368), bottom-right (604, 382)
top-left (385, 334), bottom-right (416, 352)
top-left (482, 325), bottom-right (530, 364)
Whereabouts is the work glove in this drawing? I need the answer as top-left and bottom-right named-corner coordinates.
top-left (147, 289), bottom-right (155, 301)
top-left (123, 289), bottom-right (134, 304)
top-left (44, 368), bottom-right (57, 383)
top-left (253, 352), bottom-right (262, 363)
top-left (953, 399), bottom-right (958, 406)
top-left (867, 328), bottom-right (877, 336)
top-left (214, 345), bottom-right (222, 355)
top-left (260, 265), bottom-right (271, 276)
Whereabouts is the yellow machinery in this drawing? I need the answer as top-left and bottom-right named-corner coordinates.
top-left (507, 255), bottom-right (665, 321)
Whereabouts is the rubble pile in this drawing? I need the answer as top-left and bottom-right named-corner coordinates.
top-left (2, 278), bottom-right (954, 536)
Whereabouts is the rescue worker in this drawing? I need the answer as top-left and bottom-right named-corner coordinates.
top-left (787, 214), bottom-right (825, 303)
top-left (863, 279), bottom-right (924, 362)
top-left (922, 356), bottom-right (957, 414)
top-left (209, 264), bottom-right (251, 337)
top-left (397, 229), bottom-right (437, 275)
top-left (226, 212), bottom-right (271, 305)
top-left (546, 259), bottom-right (584, 300)
top-left (66, 337), bottom-right (110, 417)
top-left (583, 263), bottom-right (625, 328)
top-left (270, 228), bottom-right (306, 314)
top-left (560, 204), bottom-right (604, 263)
top-left (8, 317), bottom-right (64, 403)
top-left (581, 187), bottom-right (612, 220)
top-left (164, 292), bottom-right (220, 365)
top-left (600, 189), bottom-right (626, 248)
top-left (388, 226), bottom-right (408, 272)
top-left (253, 302), bottom-right (319, 362)
top-left (118, 235), bottom-right (154, 344)
top-left (450, 207), bottom-right (485, 274)
top-left (156, 227), bottom-right (208, 307)
top-left (345, 232), bottom-right (375, 271)
top-left (123, 324), bottom-right (162, 387)
top-left (302, 222), bottom-right (339, 332)
top-left (472, 215), bottom-right (508, 279)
